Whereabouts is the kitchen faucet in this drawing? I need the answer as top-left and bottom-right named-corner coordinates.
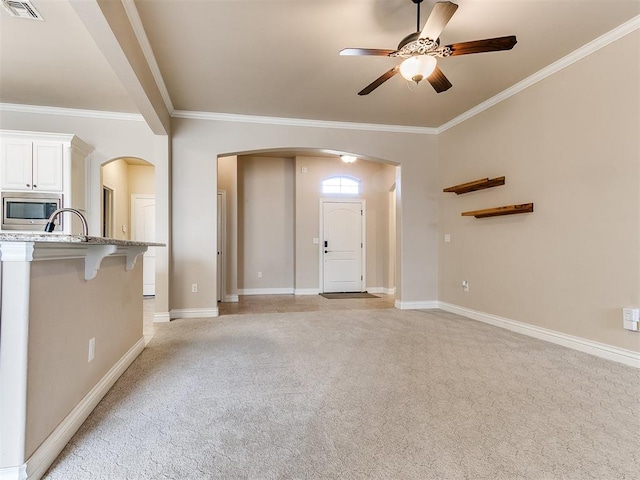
top-left (44, 208), bottom-right (88, 236)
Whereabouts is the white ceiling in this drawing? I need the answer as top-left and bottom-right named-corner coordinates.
top-left (1, 0), bottom-right (639, 128)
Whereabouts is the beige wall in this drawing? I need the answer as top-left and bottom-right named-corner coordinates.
top-left (171, 118), bottom-right (439, 311)
top-left (438, 31), bottom-right (640, 351)
top-left (26, 255), bottom-right (143, 457)
top-left (128, 164), bottom-right (155, 195)
top-left (238, 155), bottom-right (295, 290)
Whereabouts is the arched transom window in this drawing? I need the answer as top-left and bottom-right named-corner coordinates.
top-left (322, 176), bottom-right (361, 195)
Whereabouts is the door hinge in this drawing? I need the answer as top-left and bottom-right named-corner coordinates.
top-left (361, 210), bottom-right (363, 216)
top-left (361, 243), bottom-right (363, 248)
top-left (361, 275), bottom-right (363, 280)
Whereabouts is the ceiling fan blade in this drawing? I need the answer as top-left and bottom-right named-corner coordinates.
top-left (358, 66), bottom-right (400, 95)
top-left (340, 48), bottom-right (396, 56)
top-left (420, 1), bottom-right (459, 41)
top-left (427, 66), bottom-right (452, 93)
top-left (446, 35), bottom-right (517, 56)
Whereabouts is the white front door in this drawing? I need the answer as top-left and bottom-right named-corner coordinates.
top-left (322, 200), bottom-right (364, 293)
top-left (132, 195), bottom-right (156, 296)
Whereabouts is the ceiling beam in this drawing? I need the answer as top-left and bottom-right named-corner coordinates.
top-left (69, 0), bottom-right (170, 135)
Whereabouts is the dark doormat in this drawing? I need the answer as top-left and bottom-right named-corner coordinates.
top-left (320, 292), bottom-right (379, 299)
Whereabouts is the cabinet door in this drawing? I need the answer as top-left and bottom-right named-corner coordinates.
top-left (1, 140), bottom-right (33, 191)
top-left (33, 142), bottom-right (63, 191)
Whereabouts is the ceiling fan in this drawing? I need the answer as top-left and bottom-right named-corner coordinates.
top-left (340, 0), bottom-right (517, 95)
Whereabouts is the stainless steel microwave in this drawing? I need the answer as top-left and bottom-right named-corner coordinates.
top-left (2, 192), bottom-right (63, 231)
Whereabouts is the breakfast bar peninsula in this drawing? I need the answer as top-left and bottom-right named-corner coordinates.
top-left (0, 233), bottom-right (164, 480)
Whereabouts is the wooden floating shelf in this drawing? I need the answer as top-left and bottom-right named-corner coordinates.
top-left (461, 203), bottom-right (534, 218)
top-left (443, 176), bottom-right (506, 195)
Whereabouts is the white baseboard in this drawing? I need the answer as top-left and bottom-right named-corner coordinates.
top-left (169, 308), bottom-right (219, 319)
top-left (153, 312), bottom-right (170, 323)
top-left (367, 287), bottom-right (396, 295)
top-left (237, 288), bottom-right (294, 296)
top-left (224, 294), bottom-right (239, 302)
top-left (0, 465), bottom-right (25, 480)
top-left (294, 288), bottom-right (320, 296)
top-left (437, 302), bottom-right (640, 368)
top-left (12, 338), bottom-right (146, 480)
top-left (395, 300), bottom-right (439, 310)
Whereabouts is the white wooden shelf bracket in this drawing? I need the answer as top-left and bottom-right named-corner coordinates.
top-left (85, 244), bottom-right (117, 280)
top-left (125, 246), bottom-right (147, 271)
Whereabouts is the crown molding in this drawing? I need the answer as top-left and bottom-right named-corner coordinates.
top-left (171, 110), bottom-right (439, 135)
top-left (438, 14), bottom-right (640, 134)
top-left (121, 0), bottom-right (175, 114)
top-left (0, 103), bottom-right (145, 122)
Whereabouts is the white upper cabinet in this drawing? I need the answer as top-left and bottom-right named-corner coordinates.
top-left (1, 139), bottom-right (63, 191)
top-left (32, 142), bottom-right (64, 191)
top-left (0, 131), bottom-right (94, 233)
top-left (2, 140), bottom-right (34, 191)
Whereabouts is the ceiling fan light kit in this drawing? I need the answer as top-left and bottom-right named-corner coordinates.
top-left (399, 55), bottom-right (437, 84)
top-left (340, 0), bottom-right (517, 95)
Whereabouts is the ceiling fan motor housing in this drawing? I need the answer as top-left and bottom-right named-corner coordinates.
top-left (398, 32), bottom-right (421, 50)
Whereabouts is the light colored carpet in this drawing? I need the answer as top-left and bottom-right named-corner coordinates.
top-left (44, 308), bottom-right (640, 479)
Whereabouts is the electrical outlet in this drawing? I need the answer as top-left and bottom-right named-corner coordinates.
top-left (88, 338), bottom-right (95, 363)
top-left (257, 272), bottom-right (263, 278)
top-left (444, 234), bottom-right (451, 243)
top-left (191, 283), bottom-right (198, 293)
top-left (623, 307), bottom-right (639, 331)
top-left (462, 280), bottom-right (469, 292)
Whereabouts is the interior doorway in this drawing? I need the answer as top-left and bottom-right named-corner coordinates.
top-left (320, 199), bottom-right (365, 293)
top-left (131, 194), bottom-right (156, 296)
top-left (102, 185), bottom-right (114, 237)
top-left (388, 183), bottom-right (397, 294)
top-left (217, 191), bottom-right (226, 302)
top-left (100, 157), bottom-right (156, 294)
top-left (216, 152), bottom-right (397, 313)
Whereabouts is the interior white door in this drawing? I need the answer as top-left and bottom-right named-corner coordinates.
top-left (132, 195), bottom-right (156, 296)
top-left (322, 201), bottom-right (363, 293)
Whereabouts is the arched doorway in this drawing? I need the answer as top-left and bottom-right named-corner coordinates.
top-left (100, 157), bottom-right (156, 295)
top-left (217, 150), bottom-right (399, 313)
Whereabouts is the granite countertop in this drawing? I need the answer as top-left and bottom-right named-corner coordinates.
top-left (0, 233), bottom-right (165, 247)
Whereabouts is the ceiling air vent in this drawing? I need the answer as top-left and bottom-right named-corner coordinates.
top-left (1, 0), bottom-right (43, 20)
